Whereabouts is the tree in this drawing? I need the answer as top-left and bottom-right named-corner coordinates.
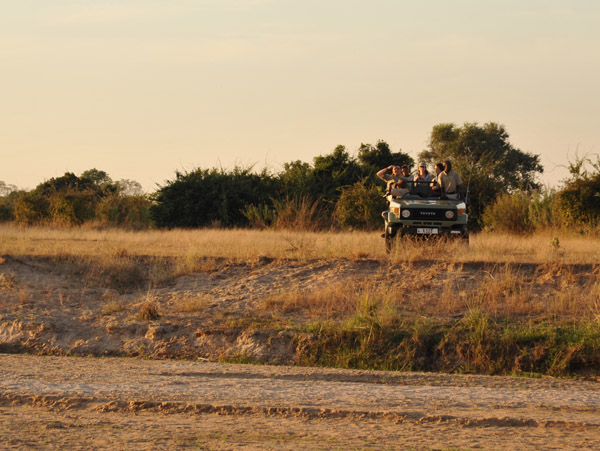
top-left (0, 181), bottom-right (18, 197)
top-left (311, 145), bottom-right (362, 203)
top-left (419, 122), bottom-right (543, 227)
top-left (116, 179), bottom-right (144, 196)
top-left (278, 160), bottom-right (314, 200)
top-left (357, 140), bottom-right (414, 173)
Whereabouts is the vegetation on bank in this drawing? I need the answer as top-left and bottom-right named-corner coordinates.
top-left (2, 122), bottom-right (598, 234)
top-left (1, 227), bottom-right (599, 377)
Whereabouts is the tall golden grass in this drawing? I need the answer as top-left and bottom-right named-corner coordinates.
top-left (2, 224), bottom-right (599, 375)
top-left (1, 224), bottom-right (599, 264)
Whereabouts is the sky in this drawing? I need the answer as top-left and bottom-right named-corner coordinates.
top-left (2, 0), bottom-right (599, 192)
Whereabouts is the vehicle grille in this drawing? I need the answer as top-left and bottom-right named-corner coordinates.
top-left (406, 208), bottom-right (456, 221)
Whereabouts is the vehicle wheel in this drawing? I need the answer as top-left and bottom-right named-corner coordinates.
top-left (461, 232), bottom-right (470, 246)
top-left (384, 224), bottom-right (397, 254)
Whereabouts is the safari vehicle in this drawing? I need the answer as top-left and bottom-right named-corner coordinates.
top-left (382, 180), bottom-right (469, 252)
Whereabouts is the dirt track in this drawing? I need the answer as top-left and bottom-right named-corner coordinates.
top-left (2, 353), bottom-right (600, 450)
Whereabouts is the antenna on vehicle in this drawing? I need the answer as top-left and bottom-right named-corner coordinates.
top-left (464, 146), bottom-right (474, 206)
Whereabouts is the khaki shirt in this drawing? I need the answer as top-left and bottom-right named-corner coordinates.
top-left (381, 174), bottom-right (402, 183)
top-left (438, 170), bottom-right (463, 194)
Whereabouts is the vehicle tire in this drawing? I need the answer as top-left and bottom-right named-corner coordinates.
top-left (461, 231), bottom-right (470, 246)
top-left (384, 224), bottom-right (397, 254)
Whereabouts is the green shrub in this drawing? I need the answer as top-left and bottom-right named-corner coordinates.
top-left (335, 181), bottom-right (385, 230)
top-left (48, 190), bottom-right (97, 226)
top-left (97, 194), bottom-right (153, 229)
top-left (482, 189), bottom-right (560, 233)
top-left (553, 154), bottom-right (600, 231)
top-left (559, 175), bottom-right (600, 229)
top-left (151, 166), bottom-right (278, 228)
top-left (13, 192), bottom-right (50, 225)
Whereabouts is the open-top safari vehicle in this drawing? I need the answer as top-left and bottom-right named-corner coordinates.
top-left (382, 180), bottom-right (469, 252)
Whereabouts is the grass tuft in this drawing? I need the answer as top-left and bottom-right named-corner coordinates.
top-left (138, 298), bottom-right (160, 321)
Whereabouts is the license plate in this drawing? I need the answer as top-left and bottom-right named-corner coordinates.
top-left (417, 228), bottom-right (438, 234)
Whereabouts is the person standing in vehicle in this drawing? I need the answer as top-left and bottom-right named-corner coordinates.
top-left (377, 164), bottom-right (403, 194)
top-left (438, 160), bottom-right (463, 199)
top-left (377, 165), bottom-right (403, 184)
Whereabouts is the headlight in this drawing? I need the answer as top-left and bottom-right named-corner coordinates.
top-left (401, 209), bottom-right (411, 218)
top-left (445, 210), bottom-right (455, 219)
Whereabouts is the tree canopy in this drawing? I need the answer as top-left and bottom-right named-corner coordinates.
top-left (357, 140), bottom-right (414, 173)
top-left (419, 122), bottom-right (543, 226)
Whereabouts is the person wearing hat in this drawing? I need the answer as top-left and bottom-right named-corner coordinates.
top-left (413, 162), bottom-right (432, 183)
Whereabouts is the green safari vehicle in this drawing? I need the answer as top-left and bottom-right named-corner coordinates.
top-left (382, 181), bottom-right (469, 252)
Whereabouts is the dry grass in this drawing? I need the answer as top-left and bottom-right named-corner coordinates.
top-left (262, 282), bottom-right (365, 320)
top-left (1, 224), bottom-right (599, 327)
top-left (1, 224), bottom-right (598, 264)
top-left (101, 299), bottom-right (126, 316)
top-left (0, 273), bottom-right (17, 291)
top-left (260, 261), bottom-right (600, 327)
top-left (138, 293), bottom-right (160, 321)
top-left (171, 292), bottom-right (210, 313)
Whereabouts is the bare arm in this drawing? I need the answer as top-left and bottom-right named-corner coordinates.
top-left (376, 166), bottom-right (392, 182)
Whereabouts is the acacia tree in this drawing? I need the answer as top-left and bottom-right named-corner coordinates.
top-left (418, 122), bottom-right (543, 227)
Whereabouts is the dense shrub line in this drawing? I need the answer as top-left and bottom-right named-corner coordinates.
top-left (482, 154), bottom-right (600, 234)
top-left (0, 170), bottom-right (152, 229)
top-left (1, 128), bottom-right (599, 232)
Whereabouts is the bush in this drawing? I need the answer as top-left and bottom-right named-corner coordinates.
top-left (151, 166), bottom-right (278, 228)
top-left (0, 194), bottom-right (17, 222)
top-left (48, 190), bottom-right (97, 226)
top-left (559, 175), bottom-right (600, 229)
top-left (97, 194), bottom-right (153, 229)
top-left (482, 191), bottom-right (533, 233)
top-left (335, 181), bottom-right (386, 230)
top-left (13, 192), bottom-right (50, 225)
top-left (482, 189), bottom-right (559, 233)
top-left (243, 197), bottom-right (330, 231)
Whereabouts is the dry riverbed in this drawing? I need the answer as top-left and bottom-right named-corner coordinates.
top-left (2, 252), bottom-right (600, 448)
top-left (2, 354), bottom-right (600, 450)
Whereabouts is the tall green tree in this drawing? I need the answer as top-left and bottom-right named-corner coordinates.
top-left (357, 140), bottom-right (414, 174)
top-left (419, 122), bottom-right (543, 226)
top-left (278, 160), bottom-right (314, 200)
top-left (311, 145), bottom-right (362, 203)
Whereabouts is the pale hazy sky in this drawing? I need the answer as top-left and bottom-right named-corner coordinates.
top-left (2, 0), bottom-right (599, 191)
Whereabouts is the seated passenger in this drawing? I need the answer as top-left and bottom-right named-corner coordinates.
top-left (388, 179), bottom-right (409, 198)
top-left (437, 160), bottom-right (463, 199)
top-left (430, 162), bottom-right (444, 192)
top-left (399, 164), bottom-right (414, 189)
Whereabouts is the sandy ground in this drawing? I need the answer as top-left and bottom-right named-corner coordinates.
top-left (2, 354), bottom-right (600, 450)
top-left (1, 255), bottom-right (596, 362)
top-left (2, 255), bottom-right (600, 449)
